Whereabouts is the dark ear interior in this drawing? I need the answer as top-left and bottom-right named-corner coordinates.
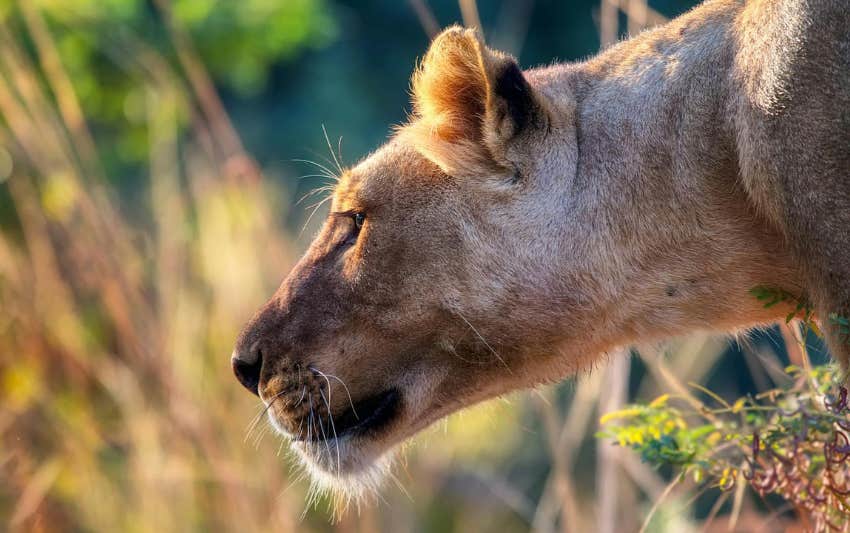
top-left (493, 61), bottom-right (536, 136)
top-left (405, 26), bottom-right (548, 176)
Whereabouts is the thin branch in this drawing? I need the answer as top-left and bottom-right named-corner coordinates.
top-left (408, 0), bottom-right (440, 39)
top-left (638, 473), bottom-right (683, 533)
top-left (459, 0), bottom-right (483, 32)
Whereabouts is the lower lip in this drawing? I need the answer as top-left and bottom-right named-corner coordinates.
top-left (293, 388), bottom-right (401, 442)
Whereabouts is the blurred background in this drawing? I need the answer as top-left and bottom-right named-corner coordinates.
top-left (0, 0), bottom-right (830, 531)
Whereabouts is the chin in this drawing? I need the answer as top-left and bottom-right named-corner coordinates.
top-left (263, 371), bottom-right (452, 510)
top-left (290, 435), bottom-right (397, 505)
top-left (264, 391), bottom-right (405, 509)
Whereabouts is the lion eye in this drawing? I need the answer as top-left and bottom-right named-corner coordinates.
top-left (353, 212), bottom-right (365, 231)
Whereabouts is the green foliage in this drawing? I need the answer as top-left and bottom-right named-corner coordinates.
top-left (599, 365), bottom-right (850, 530)
top-left (830, 314), bottom-right (850, 345)
top-left (0, 0), bottom-right (335, 174)
top-left (31, 0), bottom-right (336, 93)
top-left (750, 285), bottom-right (817, 329)
top-left (171, 0), bottom-right (337, 94)
top-left (751, 286), bottom-right (850, 347)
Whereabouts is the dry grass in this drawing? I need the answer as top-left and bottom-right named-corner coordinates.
top-left (0, 3), bottom-right (308, 531)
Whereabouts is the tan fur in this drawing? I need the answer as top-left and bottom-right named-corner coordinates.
top-left (233, 0), bottom-right (850, 493)
top-left (406, 28), bottom-right (552, 175)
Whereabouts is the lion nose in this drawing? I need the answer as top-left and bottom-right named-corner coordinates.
top-left (232, 342), bottom-right (263, 396)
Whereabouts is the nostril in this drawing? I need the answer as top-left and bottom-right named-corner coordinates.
top-left (232, 345), bottom-right (262, 397)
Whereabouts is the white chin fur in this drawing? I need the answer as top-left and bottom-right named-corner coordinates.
top-left (267, 411), bottom-right (393, 510)
top-left (294, 438), bottom-right (393, 503)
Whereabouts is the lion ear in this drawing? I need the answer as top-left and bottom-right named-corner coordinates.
top-left (406, 27), bottom-right (547, 176)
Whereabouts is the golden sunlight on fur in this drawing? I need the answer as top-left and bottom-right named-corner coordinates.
top-left (404, 26), bottom-right (551, 176)
top-left (232, 0), bottom-right (850, 505)
top-left (410, 27), bottom-right (488, 144)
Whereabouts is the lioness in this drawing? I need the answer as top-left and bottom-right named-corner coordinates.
top-left (232, 0), bottom-right (850, 496)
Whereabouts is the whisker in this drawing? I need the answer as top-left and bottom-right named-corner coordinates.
top-left (294, 153), bottom-right (337, 173)
top-left (295, 173), bottom-right (338, 181)
top-left (305, 198), bottom-right (330, 214)
top-left (337, 136), bottom-right (344, 170)
top-left (388, 470), bottom-right (412, 502)
top-left (291, 158), bottom-right (339, 182)
top-left (296, 185), bottom-right (335, 206)
top-left (307, 399), bottom-right (314, 444)
top-left (322, 124), bottom-right (343, 175)
top-left (299, 195), bottom-right (333, 237)
top-left (244, 390), bottom-right (288, 442)
top-left (304, 147), bottom-right (343, 179)
top-left (310, 366), bottom-right (359, 420)
top-left (319, 388), bottom-right (342, 477)
top-left (443, 339), bottom-right (487, 365)
top-left (313, 394), bottom-right (334, 466)
top-left (456, 311), bottom-right (511, 372)
top-left (294, 386), bottom-right (307, 407)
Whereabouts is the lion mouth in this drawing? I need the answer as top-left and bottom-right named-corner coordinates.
top-left (294, 388), bottom-right (401, 442)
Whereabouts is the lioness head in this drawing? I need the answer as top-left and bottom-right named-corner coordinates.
top-left (231, 26), bottom-right (792, 495)
top-left (233, 27), bottom-right (584, 490)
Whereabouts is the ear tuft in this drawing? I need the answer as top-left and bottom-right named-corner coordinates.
top-left (411, 27), bottom-right (488, 144)
top-left (404, 26), bottom-right (545, 176)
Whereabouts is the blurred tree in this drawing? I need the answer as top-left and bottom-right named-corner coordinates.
top-left (0, 0), bottom-right (336, 181)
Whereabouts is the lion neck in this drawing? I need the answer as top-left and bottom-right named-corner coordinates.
top-left (526, 7), bottom-right (799, 353)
